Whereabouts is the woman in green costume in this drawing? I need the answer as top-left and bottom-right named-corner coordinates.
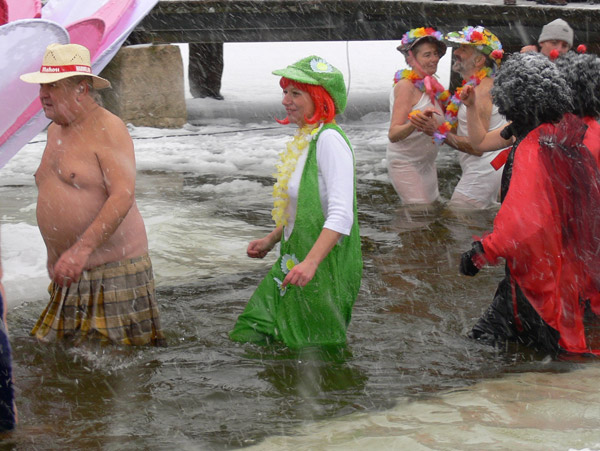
top-left (230, 55), bottom-right (363, 349)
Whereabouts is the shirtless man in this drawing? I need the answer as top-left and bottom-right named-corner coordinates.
top-left (444, 27), bottom-right (507, 209)
top-left (20, 43), bottom-right (165, 346)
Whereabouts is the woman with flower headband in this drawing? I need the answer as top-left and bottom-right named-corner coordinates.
top-left (229, 56), bottom-right (362, 349)
top-left (386, 27), bottom-right (449, 205)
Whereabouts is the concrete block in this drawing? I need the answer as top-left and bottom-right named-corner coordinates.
top-left (99, 44), bottom-right (187, 128)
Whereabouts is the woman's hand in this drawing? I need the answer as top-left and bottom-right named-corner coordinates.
top-left (247, 237), bottom-right (275, 259)
top-left (281, 228), bottom-right (342, 288)
top-left (282, 260), bottom-right (318, 288)
top-left (460, 85), bottom-right (476, 108)
top-left (409, 108), bottom-right (439, 136)
top-left (247, 227), bottom-right (283, 259)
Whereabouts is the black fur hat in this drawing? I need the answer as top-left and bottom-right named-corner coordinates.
top-left (555, 51), bottom-right (600, 118)
top-left (492, 52), bottom-right (573, 139)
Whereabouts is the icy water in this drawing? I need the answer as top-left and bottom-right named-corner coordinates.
top-left (1, 42), bottom-right (600, 449)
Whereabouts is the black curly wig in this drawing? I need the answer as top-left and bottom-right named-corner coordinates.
top-left (555, 51), bottom-right (600, 118)
top-left (491, 52), bottom-right (573, 139)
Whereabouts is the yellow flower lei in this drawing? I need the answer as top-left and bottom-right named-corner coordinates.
top-left (272, 123), bottom-right (322, 227)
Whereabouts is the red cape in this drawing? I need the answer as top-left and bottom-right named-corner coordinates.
top-left (584, 116), bottom-right (600, 166)
top-left (481, 115), bottom-right (600, 354)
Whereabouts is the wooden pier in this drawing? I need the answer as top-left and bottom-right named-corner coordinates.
top-left (106, 0), bottom-right (598, 127)
top-left (130, 0), bottom-right (600, 53)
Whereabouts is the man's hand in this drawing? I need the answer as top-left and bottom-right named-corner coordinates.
top-left (459, 241), bottom-right (486, 277)
top-left (52, 244), bottom-right (91, 286)
top-left (520, 45), bottom-right (538, 54)
top-left (460, 85), bottom-right (476, 108)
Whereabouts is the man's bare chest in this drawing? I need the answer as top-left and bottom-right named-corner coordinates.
top-left (36, 141), bottom-right (105, 190)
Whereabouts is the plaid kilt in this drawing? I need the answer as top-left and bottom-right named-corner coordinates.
top-left (31, 254), bottom-right (166, 346)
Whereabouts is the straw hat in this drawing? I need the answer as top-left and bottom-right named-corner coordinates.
top-left (20, 43), bottom-right (111, 89)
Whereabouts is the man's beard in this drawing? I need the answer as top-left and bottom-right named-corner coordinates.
top-left (452, 57), bottom-right (476, 78)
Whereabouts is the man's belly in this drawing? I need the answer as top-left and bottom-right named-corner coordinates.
top-left (37, 186), bottom-right (104, 250)
top-left (36, 188), bottom-right (148, 267)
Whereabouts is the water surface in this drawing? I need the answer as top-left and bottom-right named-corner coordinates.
top-left (2, 113), bottom-right (599, 450)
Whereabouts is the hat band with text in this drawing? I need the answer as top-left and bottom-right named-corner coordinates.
top-left (40, 64), bottom-right (92, 74)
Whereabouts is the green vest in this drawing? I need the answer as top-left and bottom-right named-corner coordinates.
top-left (230, 124), bottom-right (363, 348)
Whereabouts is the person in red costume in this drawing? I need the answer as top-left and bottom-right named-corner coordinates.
top-left (554, 51), bottom-right (600, 167)
top-left (460, 52), bottom-right (600, 356)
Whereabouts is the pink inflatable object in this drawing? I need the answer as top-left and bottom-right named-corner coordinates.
top-left (0, 19), bottom-right (69, 167)
top-left (42, 0), bottom-right (159, 85)
top-left (5, 0), bottom-right (41, 21)
top-left (94, 0), bottom-right (158, 71)
top-left (94, 0), bottom-right (136, 49)
top-left (41, 0), bottom-right (107, 26)
top-left (66, 17), bottom-right (105, 58)
top-left (0, 0), bottom-right (159, 169)
top-left (0, 1), bottom-right (7, 25)
top-left (0, 18), bottom-right (105, 153)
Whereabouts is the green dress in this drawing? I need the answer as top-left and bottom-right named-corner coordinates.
top-left (230, 124), bottom-right (363, 349)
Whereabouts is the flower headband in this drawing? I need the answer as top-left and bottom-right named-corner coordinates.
top-left (401, 27), bottom-right (444, 47)
top-left (446, 26), bottom-right (504, 67)
top-left (397, 27), bottom-right (447, 57)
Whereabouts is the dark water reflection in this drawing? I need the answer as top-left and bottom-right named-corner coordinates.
top-left (2, 138), bottom-right (589, 449)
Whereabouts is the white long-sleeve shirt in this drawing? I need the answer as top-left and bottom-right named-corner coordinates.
top-left (284, 128), bottom-right (355, 241)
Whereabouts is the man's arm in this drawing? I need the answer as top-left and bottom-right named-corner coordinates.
top-left (444, 133), bottom-right (483, 156)
top-left (52, 114), bottom-right (137, 286)
top-left (444, 82), bottom-right (493, 156)
top-left (462, 85), bottom-right (513, 152)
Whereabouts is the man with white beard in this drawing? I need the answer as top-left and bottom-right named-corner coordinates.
top-left (410, 26), bottom-right (507, 209)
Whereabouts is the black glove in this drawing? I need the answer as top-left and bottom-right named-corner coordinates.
top-left (459, 241), bottom-right (485, 276)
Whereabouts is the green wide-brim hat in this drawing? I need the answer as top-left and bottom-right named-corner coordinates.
top-left (272, 55), bottom-right (347, 114)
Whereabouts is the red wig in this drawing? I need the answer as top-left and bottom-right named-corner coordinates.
top-left (276, 77), bottom-right (337, 125)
